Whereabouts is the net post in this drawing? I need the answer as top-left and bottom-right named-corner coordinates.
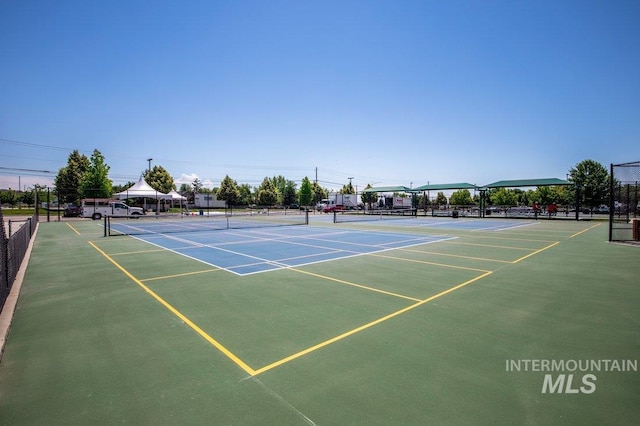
top-left (333, 210), bottom-right (337, 224)
top-left (104, 215), bottom-right (108, 237)
top-left (305, 209), bottom-right (309, 225)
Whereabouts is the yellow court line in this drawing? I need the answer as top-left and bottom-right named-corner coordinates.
top-left (463, 234), bottom-right (558, 243)
top-left (66, 223), bottom-right (81, 235)
top-left (141, 269), bottom-right (222, 282)
top-left (290, 268), bottom-right (421, 302)
top-left (399, 249), bottom-right (513, 264)
top-left (252, 271), bottom-right (493, 376)
top-left (570, 223), bottom-right (601, 238)
top-left (88, 241), bottom-right (256, 376)
top-left (511, 241), bottom-right (560, 264)
top-left (441, 240), bottom-right (535, 251)
top-left (372, 253), bottom-right (492, 273)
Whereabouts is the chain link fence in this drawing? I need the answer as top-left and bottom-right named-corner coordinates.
top-left (609, 161), bottom-right (640, 242)
top-left (0, 205), bottom-right (38, 312)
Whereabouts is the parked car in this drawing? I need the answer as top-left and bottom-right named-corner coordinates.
top-left (323, 205), bottom-right (344, 213)
top-left (63, 204), bottom-right (81, 217)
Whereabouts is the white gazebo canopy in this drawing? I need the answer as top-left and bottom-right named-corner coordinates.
top-left (165, 190), bottom-right (187, 201)
top-left (114, 178), bottom-right (167, 199)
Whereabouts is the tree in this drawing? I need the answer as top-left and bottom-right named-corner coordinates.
top-left (54, 150), bottom-right (90, 203)
top-left (340, 182), bottom-right (355, 194)
top-left (79, 149), bottom-right (112, 199)
top-left (237, 183), bottom-right (253, 206)
top-left (144, 165), bottom-right (175, 194)
top-left (449, 189), bottom-right (473, 206)
top-left (490, 188), bottom-right (518, 207)
top-left (191, 178), bottom-right (203, 194)
top-left (435, 192), bottom-right (448, 206)
top-left (218, 175), bottom-right (240, 210)
top-left (113, 181), bottom-right (136, 194)
top-left (178, 183), bottom-right (191, 194)
top-left (568, 159), bottom-right (609, 212)
top-left (270, 175), bottom-right (286, 205)
top-left (361, 184), bottom-right (377, 210)
top-left (299, 177), bottom-right (313, 207)
top-left (0, 189), bottom-right (17, 207)
top-left (256, 177), bottom-right (278, 207)
top-left (311, 181), bottom-right (327, 206)
top-left (282, 180), bottom-right (297, 207)
top-left (20, 190), bottom-right (35, 207)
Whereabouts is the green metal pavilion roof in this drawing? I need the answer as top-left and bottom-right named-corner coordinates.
top-left (482, 178), bottom-right (571, 188)
top-left (410, 182), bottom-right (478, 192)
top-left (362, 186), bottom-right (411, 193)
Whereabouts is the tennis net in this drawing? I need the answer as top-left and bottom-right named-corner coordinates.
top-left (106, 210), bottom-right (308, 236)
top-left (333, 209), bottom-right (417, 223)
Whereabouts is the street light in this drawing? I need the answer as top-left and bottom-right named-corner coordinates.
top-left (147, 158), bottom-right (153, 173)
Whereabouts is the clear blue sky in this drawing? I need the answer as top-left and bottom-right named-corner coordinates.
top-left (1, 0), bottom-right (638, 192)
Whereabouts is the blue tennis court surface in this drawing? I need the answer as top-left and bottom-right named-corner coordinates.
top-left (130, 226), bottom-right (454, 275)
top-left (326, 215), bottom-right (539, 232)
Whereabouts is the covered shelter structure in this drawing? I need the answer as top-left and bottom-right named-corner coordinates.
top-left (114, 178), bottom-right (168, 213)
top-left (165, 190), bottom-right (188, 213)
top-left (480, 177), bottom-right (572, 219)
top-left (408, 183), bottom-right (479, 217)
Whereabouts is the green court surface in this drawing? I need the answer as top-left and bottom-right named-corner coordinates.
top-left (0, 216), bottom-right (638, 425)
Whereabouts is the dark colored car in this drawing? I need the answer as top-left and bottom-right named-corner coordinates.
top-left (63, 204), bottom-right (81, 217)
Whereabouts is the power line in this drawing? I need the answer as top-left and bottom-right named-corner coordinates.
top-left (0, 137), bottom-right (86, 153)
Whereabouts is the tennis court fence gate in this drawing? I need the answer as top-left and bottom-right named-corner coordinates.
top-left (0, 206), bottom-right (38, 312)
top-left (609, 161), bottom-right (640, 242)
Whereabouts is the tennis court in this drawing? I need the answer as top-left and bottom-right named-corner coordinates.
top-left (1, 214), bottom-right (638, 424)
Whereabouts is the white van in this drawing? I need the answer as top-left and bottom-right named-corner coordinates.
top-left (80, 199), bottom-right (145, 220)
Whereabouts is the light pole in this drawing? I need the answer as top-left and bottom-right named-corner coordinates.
top-left (147, 158), bottom-right (153, 174)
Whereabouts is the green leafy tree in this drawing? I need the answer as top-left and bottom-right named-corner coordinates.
top-left (513, 189), bottom-right (527, 206)
top-left (257, 177), bottom-right (278, 207)
top-left (218, 175), bottom-right (240, 210)
top-left (299, 177), bottom-right (313, 208)
top-left (113, 181), bottom-right (136, 194)
top-left (144, 165), bottom-right (175, 194)
top-left (491, 188), bottom-right (518, 207)
top-left (311, 181), bottom-right (327, 206)
top-left (568, 159), bottom-right (609, 212)
top-left (361, 184), bottom-right (377, 209)
top-left (237, 183), bottom-right (253, 206)
top-left (340, 182), bottom-right (355, 195)
top-left (282, 180), bottom-right (297, 206)
top-left (21, 190), bottom-right (35, 207)
top-left (79, 149), bottom-right (112, 199)
top-left (435, 192), bottom-right (448, 206)
top-left (54, 150), bottom-right (90, 203)
top-left (270, 176), bottom-right (286, 205)
top-left (449, 189), bottom-right (474, 206)
top-left (0, 189), bottom-right (17, 207)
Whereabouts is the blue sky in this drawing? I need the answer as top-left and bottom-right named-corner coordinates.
top-left (1, 0), bottom-right (638, 192)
